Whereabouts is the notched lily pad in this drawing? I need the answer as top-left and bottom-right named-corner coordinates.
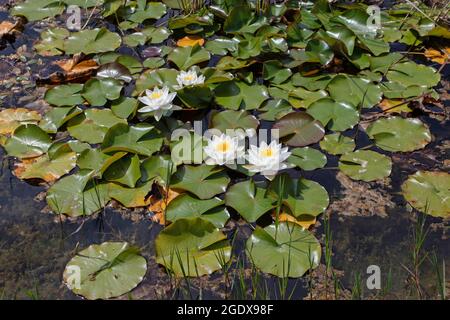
top-left (339, 150), bottom-right (392, 182)
top-left (272, 112), bottom-right (325, 147)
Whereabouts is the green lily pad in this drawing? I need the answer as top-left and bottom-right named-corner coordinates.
top-left (34, 28), bottom-right (68, 56)
top-left (401, 171), bottom-right (450, 218)
top-left (210, 110), bottom-right (259, 134)
top-left (288, 147), bottom-right (327, 171)
top-left (327, 75), bottom-right (382, 109)
top-left (124, 26), bottom-right (171, 46)
top-left (155, 218), bottom-right (231, 277)
top-left (166, 194), bottom-right (229, 228)
top-left (177, 85), bottom-right (213, 109)
top-left (171, 165), bottom-right (230, 200)
top-left (67, 109), bottom-right (127, 144)
top-left (225, 180), bottom-right (276, 223)
top-left (140, 155), bottom-right (176, 186)
top-left (45, 84), bottom-right (84, 107)
top-left (246, 223), bottom-right (321, 278)
top-left (272, 112), bottom-right (325, 147)
top-left (269, 174), bottom-right (329, 217)
top-left (46, 170), bottom-right (109, 217)
top-left (258, 99), bottom-right (293, 121)
top-left (5, 124), bottom-right (52, 159)
top-left (77, 148), bottom-right (127, 177)
top-left (366, 117), bottom-right (432, 152)
top-left (133, 68), bottom-right (179, 95)
top-left (111, 97), bottom-right (139, 119)
top-left (386, 62), bottom-right (440, 88)
top-left (11, 0), bottom-right (65, 21)
top-left (102, 123), bottom-right (163, 157)
top-left (40, 106), bottom-right (82, 134)
top-left (339, 150), bottom-right (392, 182)
top-left (65, 28), bottom-right (122, 55)
top-left (102, 154), bottom-right (141, 188)
top-left (214, 80), bottom-right (269, 110)
top-left (82, 78), bottom-right (123, 107)
top-left (319, 133), bottom-right (355, 155)
top-left (108, 180), bottom-right (154, 208)
top-left (307, 98), bottom-right (359, 131)
top-left (223, 5), bottom-right (266, 34)
top-left (205, 37), bottom-right (238, 55)
top-left (168, 44), bottom-right (211, 70)
top-left (63, 242), bottom-right (147, 300)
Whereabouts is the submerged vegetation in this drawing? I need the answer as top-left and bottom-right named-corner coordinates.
top-left (0, 0), bottom-right (449, 300)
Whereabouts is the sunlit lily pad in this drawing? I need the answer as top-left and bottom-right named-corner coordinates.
top-left (386, 62), bottom-right (440, 88)
top-left (0, 108), bottom-right (41, 135)
top-left (108, 180), bottom-right (154, 208)
top-left (171, 165), bottom-right (230, 200)
top-left (5, 124), bottom-right (52, 159)
top-left (401, 171), bottom-right (450, 218)
top-left (210, 110), bottom-right (259, 134)
top-left (319, 133), bottom-right (355, 155)
top-left (40, 106), bottom-right (82, 134)
top-left (77, 148), bottom-right (127, 177)
top-left (102, 154), bottom-right (141, 188)
top-left (155, 218), bottom-right (231, 277)
top-left (307, 98), bottom-right (359, 131)
top-left (45, 83), bottom-right (84, 107)
top-left (11, 0), bottom-right (64, 21)
top-left (366, 117), bottom-right (432, 152)
top-left (63, 242), bottom-right (147, 300)
top-left (168, 44), bottom-right (210, 70)
top-left (288, 147), bottom-right (327, 171)
top-left (214, 80), bottom-right (269, 110)
top-left (339, 150), bottom-right (392, 182)
top-left (166, 194), bottom-right (229, 227)
top-left (225, 180), bottom-right (276, 223)
top-left (246, 222), bottom-right (321, 278)
top-left (272, 112), bottom-right (325, 147)
top-left (64, 28), bottom-right (121, 55)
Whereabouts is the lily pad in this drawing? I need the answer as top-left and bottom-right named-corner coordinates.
top-left (288, 147), bottom-right (327, 171)
top-left (386, 62), bottom-right (440, 88)
top-left (210, 110), bottom-right (259, 134)
top-left (77, 148), bottom-right (127, 177)
top-left (63, 242), bottom-right (147, 300)
top-left (269, 174), bottom-right (329, 218)
top-left (108, 180), bottom-right (154, 208)
top-left (171, 165), bottom-right (230, 200)
top-left (401, 171), bottom-right (450, 218)
top-left (11, 0), bottom-right (64, 21)
top-left (319, 133), bottom-right (355, 155)
top-left (102, 154), bottom-right (141, 188)
top-left (64, 28), bottom-right (122, 55)
top-left (5, 124), bottom-right (52, 159)
top-left (307, 98), bottom-right (359, 131)
top-left (272, 112), bottom-right (325, 147)
top-left (141, 155), bottom-right (177, 186)
top-left (155, 218), bottom-right (231, 277)
top-left (45, 84), bottom-right (84, 107)
top-left (40, 106), bottom-right (82, 134)
top-left (214, 80), bottom-right (269, 110)
top-left (166, 194), bottom-right (229, 228)
top-left (225, 180), bottom-right (276, 223)
top-left (366, 117), bottom-right (432, 152)
top-left (246, 222), bottom-right (321, 278)
top-left (168, 44), bottom-right (210, 70)
top-left (0, 108), bottom-right (41, 135)
top-left (339, 150), bottom-right (392, 182)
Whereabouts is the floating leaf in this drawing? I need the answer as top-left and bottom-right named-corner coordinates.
top-left (67, 109), bottom-right (127, 144)
top-left (386, 62), bottom-right (440, 88)
top-left (171, 165), bottom-right (230, 200)
top-left (401, 171), bottom-right (450, 218)
top-left (307, 98), bottom-right (359, 131)
top-left (272, 112), bottom-right (325, 147)
top-left (210, 110), bottom-right (259, 134)
top-left (263, 60), bottom-right (292, 84)
top-left (34, 27), bottom-right (68, 56)
top-left (378, 99), bottom-right (411, 114)
top-left (269, 174), bottom-right (329, 218)
top-left (214, 81), bottom-right (269, 110)
top-left (177, 35), bottom-right (205, 47)
top-left (82, 78), bottom-right (123, 106)
top-left (141, 155), bottom-right (177, 186)
top-left (5, 124), bottom-right (52, 159)
top-left (155, 218), bottom-right (231, 277)
top-left (339, 150), bottom-right (392, 182)
top-left (77, 148), bottom-right (127, 176)
top-left (225, 180), bottom-right (276, 223)
top-left (109, 180), bottom-right (154, 208)
top-left (168, 44), bottom-right (210, 70)
top-left (274, 212), bottom-right (316, 230)
top-left (246, 223), bottom-right (321, 278)
top-left (103, 154), bottom-right (141, 188)
top-left (288, 147), bottom-right (327, 171)
top-left (424, 47), bottom-right (449, 65)
top-left (166, 194), bottom-right (229, 227)
top-left (45, 83), bottom-right (84, 107)
top-left (366, 117), bottom-right (431, 152)
top-left (11, 0), bottom-right (64, 21)
top-left (63, 242), bottom-right (147, 300)
top-left (0, 108), bottom-right (41, 135)
top-left (64, 28), bottom-right (121, 55)
top-left (319, 133), bottom-right (355, 155)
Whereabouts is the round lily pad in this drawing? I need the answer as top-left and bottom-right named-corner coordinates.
top-left (288, 147), bottom-right (327, 171)
top-left (4, 124), bottom-right (52, 159)
top-left (366, 117), bottom-right (432, 152)
top-left (401, 171), bottom-right (450, 218)
top-left (320, 133), bottom-right (355, 155)
top-left (272, 112), bottom-right (325, 147)
top-left (339, 150), bottom-right (392, 182)
top-left (155, 218), bottom-right (231, 277)
top-left (307, 98), bottom-right (359, 132)
top-left (63, 242), bottom-right (147, 300)
top-left (246, 222), bottom-right (321, 278)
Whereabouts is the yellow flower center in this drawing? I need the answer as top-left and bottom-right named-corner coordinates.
top-left (184, 75), bottom-right (194, 81)
top-left (261, 148), bottom-right (274, 158)
top-left (216, 141), bottom-right (230, 153)
top-left (150, 92), bottom-right (163, 99)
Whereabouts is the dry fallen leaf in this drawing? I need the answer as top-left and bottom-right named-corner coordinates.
top-left (272, 211), bottom-right (317, 229)
top-left (37, 54), bottom-right (99, 84)
top-left (148, 188), bottom-right (181, 225)
top-left (0, 108), bottom-right (42, 135)
top-left (0, 19), bottom-right (23, 38)
top-left (176, 35), bottom-right (205, 47)
top-left (379, 98), bottom-right (412, 114)
top-left (424, 47), bottom-right (450, 65)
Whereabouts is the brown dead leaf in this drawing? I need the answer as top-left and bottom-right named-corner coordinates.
top-left (0, 108), bottom-right (41, 135)
top-left (424, 47), bottom-right (450, 64)
top-left (272, 211), bottom-right (317, 229)
top-left (177, 35), bottom-right (205, 47)
top-left (379, 98), bottom-right (412, 114)
top-left (149, 188), bottom-right (181, 225)
top-left (37, 54), bottom-right (99, 84)
top-left (0, 19), bottom-right (23, 38)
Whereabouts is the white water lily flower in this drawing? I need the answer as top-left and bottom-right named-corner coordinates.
top-left (176, 68), bottom-right (205, 89)
top-left (203, 134), bottom-right (245, 165)
top-left (138, 86), bottom-right (179, 121)
top-left (245, 140), bottom-right (292, 180)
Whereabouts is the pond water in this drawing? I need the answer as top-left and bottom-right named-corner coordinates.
top-left (0, 1), bottom-right (449, 300)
